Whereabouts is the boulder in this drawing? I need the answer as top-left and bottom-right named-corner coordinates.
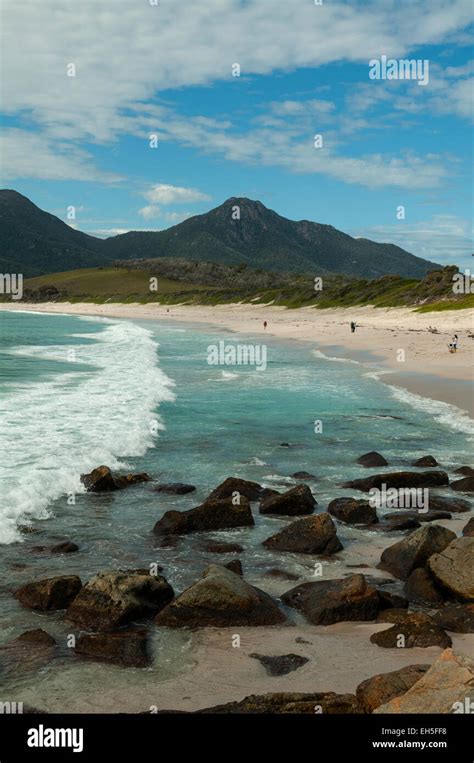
top-left (204, 542), bottom-right (244, 554)
top-left (259, 484), bottom-right (316, 516)
top-left (428, 537), bottom-right (474, 601)
top-left (375, 518), bottom-right (421, 532)
top-left (376, 610), bottom-right (433, 625)
top-left (15, 575), bottom-right (82, 610)
top-left (376, 590), bottom-right (408, 610)
top-left (373, 649), bottom-right (474, 713)
top-left (370, 622), bottom-right (451, 649)
top-left (198, 692), bottom-right (361, 714)
top-left (75, 628), bottom-right (150, 667)
top-left (206, 477), bottom-right (263, 502)
top-left (432, 604), bottom-right (474, 633)
top-left (454, 466), bottom-right (474, 477)
top-left (155, 564), bottom-right (285, 628)
top-left (343, 470), bottom-right (449, 492)
top-left (378, 524), bottom-right (456, 580)
top-left (0, 629), bottom-right (57, 675)
top-left (404, 568), bottom-right (445, 606)
top-left (67, 569), bottom-right (174, 631)
top-left (385, 510), bottom-right (451, 523)
top-left (281, 574), bottom-right (379, 625)
top-left (413, 456), bottom-right (438, 467)
top-left (291, 471), bottom-right (316, 480)
top-left (451, 476), bottom-right (474, 493)
top-left (356, 451), bottom-right (388, 467)
top-left (328, 497), bottom-right (377, 525)
top-left (263, 513), bottom-right (342, 555)
top-left (224, 559), bottom-right (243, 576)
top-left (153, 496), bottom-right (254, 536)
top-left (81, 465), bottom-right (150, 492)
top-left (152, 483), bottom-right (196, 495)
top-left (50, 540), bottom-right (79, 554)
top-left (428, 495), bottom-right (471, 513)
top-left (260, 488), bottom-right (280, 501)
top-left (356, 664), bottom-right (430, 713)
top-left (462, 517), bottom-right (474, 537)
top-left (249, 653), bottom-right (309, 676)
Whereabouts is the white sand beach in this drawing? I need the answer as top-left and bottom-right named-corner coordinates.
top-left (3, 301), bottom-right (473, 415)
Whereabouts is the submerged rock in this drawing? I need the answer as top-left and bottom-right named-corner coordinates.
top-left (15, 575), bottom-right (82, 610)
top-left (281, 574), bottom-right (379, 625)
top-left (263, 513), bottom-right (342, 555)
top-left (356, 664), bottom-right (430, 713)
top-left (428, 495), bottom-right (471, 513)
top-left (153, 496), bottom-right (254, 536)
top-left (75, 628), bottom-right (150, 667)
top-left (197, 692), bottom-right (361, 714)
top-left (291, 471), bottom-right (316, 480)
top-left (385, 510), bottom-right (451, 523)
top-left (450, 475), bottom-right (474, 493)
top-left (356, 451), bottom-right (388, 468)
top-left (378, 524), bottom-right (456, 580)
top-left (67, 569), bottom-right (173, 632)
top-left (0, 629), bottom-right (57, 675)
top-left (155, 564), bottom-right (285, 628)
top-left (204, 542), bottom-right (244, 554)
top-left (153, 483), bottom-right (196, 495)
top-left (249, 653), bottom-right (309, 676)
top-left (343, 470), bottom-right (449, 492)
top-left (373, 649), bottom-right (474, 713)
top-left (413, 456), bottom-right (438, 467)
top-left (328, 497), bottom-right (377, 525)
top-left (259, 484), bottom-right (316, 516)
top-left (428, 537), bottom-right (474, 601)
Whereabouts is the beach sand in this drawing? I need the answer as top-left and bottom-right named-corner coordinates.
top-left (2, 301), bottom-right (473, 416)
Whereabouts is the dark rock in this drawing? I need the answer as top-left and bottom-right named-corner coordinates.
top-left (260, 484), bottom-right (316, 516)
top-left (378, 524), bottom-right (456, 580)
top-left (404, 568), bottom-right (444, 606)
top-left (280, 443), bottom-right (290, 447)
top-left (204, 542), bottom-right (244, 554)
top-left (328, 497), bottom-right (377, 525)
top-left (385, 510), bottom-right (451, 523)
top-left (249, 653), bottom-right (309, 676)
top-left (224, 559), bottom-right (243, 576)
top-left (264, 569), bottom-right (299, 581)
top-left (428, 496), bottom-right (471, 513)
top-left (376, 610), bottom-right (433, 625)
top-left (81, 465), bottom-right (150, 492)
top-left (198, 692), bottom-right (361, 714)
top-left (413, 456), bottom-right (438, 467)
top-left (207, 477), bottom-right (263, 502)
top-left (451, 476), bottom-right (474, 493)
top-left (155, 564), bottom-right (285, 628)
top-left (375, 518), bottom-right (421, 532)
top-left (281, 574), bottom-right (379, 625)
top-left (462, 517), bottom-right (474, 537)
top-left (67, 569), bottom-right (174, 631)
top-left (454, 466), bottom-right (474, 477)
top-left (295, 636), bottom-right (312, 644)
top-left (291, 471), bottom-right (316, 480)
top-left (14, 629), bottom-right (57, 647)
top-left (259, 488), bottom-right (280, 501)
top-left (428, 537), bottom-right (474, 601)
top-left (343, 470), bottom-right (449, 492)
top-left (0, 629), bottom-right (57, 675)
top-left (356, 451), bottom-right (388, 467)
top-left (15, 576), bottom-right (82, 610)
top-left (263, 513), bottom-right (342, 555)
top-left (432, 603), bottom-right (474, 633)
top-left (153, 483), bottom-right (196, 495)
top-left (153, 496), bottom-right (254, 536)
top-left (356, 664), bottom-right (430, 713)
top-left (50, 541), bottom-right (79, 554)
top-left (370, 622), bottom-right (452, 649)
top-left (376, 590), bottom-right (408, 610)
top-left (75, 628), bottom-right (150, 667)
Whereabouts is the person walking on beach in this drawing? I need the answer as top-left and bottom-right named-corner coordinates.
top-left (263, 321), bottom-right (267, 329)
top-left (452, 334), bottom-right (458, 352)
top-left (350, 321), bottom-right (356, 333)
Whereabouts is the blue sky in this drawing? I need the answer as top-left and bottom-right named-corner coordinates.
top-left (1, 0), bottom-right (473, 268)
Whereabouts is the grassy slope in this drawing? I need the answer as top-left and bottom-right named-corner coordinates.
top-left (11, 265), bottom-right (474, 311)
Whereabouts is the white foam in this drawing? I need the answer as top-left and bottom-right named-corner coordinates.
top-left (386, 383), bottom-right (474, 437)
top-left (0, 320), bottom-right (175, 544)
top-left (313, 349), bottom-right (360, 364)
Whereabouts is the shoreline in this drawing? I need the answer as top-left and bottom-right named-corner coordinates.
top-left (1, 301), bottom-right (473, 418)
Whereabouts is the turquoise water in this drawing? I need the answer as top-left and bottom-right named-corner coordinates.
top-left (0, 309), bottom-right (472, 708)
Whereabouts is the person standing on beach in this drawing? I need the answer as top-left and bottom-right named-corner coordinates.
top-left (263, 321), bottom-right (267, 329)
top-left (452, 334), bottom-right (458, 352)
top-left (350, 321), bottom-right (356, 333)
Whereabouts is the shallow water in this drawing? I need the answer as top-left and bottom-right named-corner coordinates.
top-left (0, 310), bottom-right (472, 709)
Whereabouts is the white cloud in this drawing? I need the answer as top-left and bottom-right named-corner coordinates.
top-left (143, 184), bottom-right (210, 205)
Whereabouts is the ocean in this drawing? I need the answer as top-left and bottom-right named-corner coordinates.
top-left (0, 309), bottom-right (472, 710)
